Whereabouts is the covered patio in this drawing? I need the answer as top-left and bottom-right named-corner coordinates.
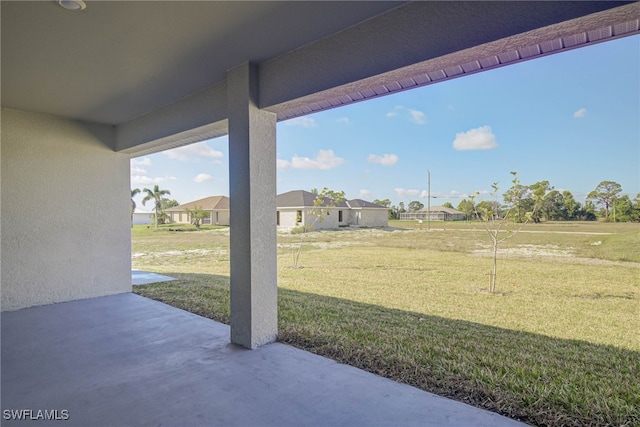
top-left (2, 1), bottom-right (639, 425)
top-left (2, 293), bottom-right (525, 426)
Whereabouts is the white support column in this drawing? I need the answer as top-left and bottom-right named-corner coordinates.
top-left (227, 63), bottom-right (278, 349)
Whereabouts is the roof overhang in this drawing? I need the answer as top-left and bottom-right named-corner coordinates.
top-left (2, 1), bottom-right (638, 155)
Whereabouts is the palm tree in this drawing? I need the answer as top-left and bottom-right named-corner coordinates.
top-left (142, 185), bottom-right (171, 229)
top-left (130, 188), bottom-right (140, 227)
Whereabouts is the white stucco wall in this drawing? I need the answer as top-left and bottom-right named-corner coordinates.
top-left (169, 210), bottom-right (230, 226)
top-left (278, 208), bottom-right (387, 230)
top-left (213, 210), bottom-right (230, 226)
top-left (168, 211), bottom-right (184, 223)
top-left (277, 208), bottom-right (338, 230)
top-left (1, 108), bottom-right (131, 311)
top-left (353, 209), bottom-right (389, 227)
top-left (133, 210), bottom-right (152, 225)
top-left (168, 211), bottom-right (187, 224)
top-left (306, 209), bottom-right (339, 230)
top-left (277, 209), bottom-right (302, 229)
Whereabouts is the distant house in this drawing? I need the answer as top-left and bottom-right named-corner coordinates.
top-left (166, 191), bottom-right (389, 229)
top-left (276, 190), bottom-right (388, 229)
top-left (344, 199), bottom-right (389, 227)
top-left (165, 196), bottom-right (230, 226)
top-left (399, 206), bottom-right (466, 221)
top-left (132, 208), bottom-right (152, 225)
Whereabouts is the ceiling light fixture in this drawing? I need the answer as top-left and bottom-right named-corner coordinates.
top-left (57, 0), bottom-right (86, 11)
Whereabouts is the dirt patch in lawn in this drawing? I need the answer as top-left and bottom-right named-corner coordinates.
top-left (132, 249), bottom-right (226, 259)
top-left (472, 244), bottom-right (640, 268)
top-left (278, 241), bottom-right (371, 250)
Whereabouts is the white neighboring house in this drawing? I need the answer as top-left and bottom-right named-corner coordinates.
top-left (276, 190), bottom-right (388, 230)
top-left (344, 199), bottom-right (389, 227)
top-left (399, 206), bottom-right (466, 221)
top-left (165, 196), bottom-right (230, 226)
top-left (132, 208), bottom-right (152, 225)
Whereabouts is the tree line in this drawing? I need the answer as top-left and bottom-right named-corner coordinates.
top-left (375, 180), bottom-right (640, 222)
top-left (131, 180), bottom-right (639, 229)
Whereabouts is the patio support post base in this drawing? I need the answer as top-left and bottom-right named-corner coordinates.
top-left (227, 62), bottom-right (278, 349)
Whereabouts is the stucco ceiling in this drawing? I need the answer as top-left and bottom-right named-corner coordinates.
top-left (1, 1), bottom-right (638, 154)
top-left (1, 1), bottom-right (402, 124)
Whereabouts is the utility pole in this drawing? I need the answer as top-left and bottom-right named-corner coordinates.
top-left (427, 169), bottom-right (431, 231)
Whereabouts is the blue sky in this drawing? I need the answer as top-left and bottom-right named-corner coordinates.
top-left (131, 34), bottom-right (639, 210)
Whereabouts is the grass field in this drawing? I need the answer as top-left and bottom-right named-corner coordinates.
top-left (132, 221), bottom-right (639, 426)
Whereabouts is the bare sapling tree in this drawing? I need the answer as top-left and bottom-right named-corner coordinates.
top-left (470, 172), bottom-right (540, 293)
top-left (292, 187), bottom-right (346, 268)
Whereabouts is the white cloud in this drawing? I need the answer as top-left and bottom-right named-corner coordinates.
top-left (277, 159), bottom-right (291, 170)
top-left (284, 116), bottom-right (317, 128)
top-left (164, 141), bottom-right (224, 162)
top-left (336, 117), bottom-right (350, 124)
top-left (446, 190), bottom-right (468, 199)
top-left (386, 106), bottom-right (426, 124)
top-left (474, 189), bottom-right (491, 196)
top-left (359, 189), bottom-right (372, 198)
top-left (452, 125), bottom-right (498, 151)
top-left (408, 109), bottom-right (426, 125)
top-left (287, 149), bottom-right (345, 170)
top-left (386, 105), bottom-right (404, 118)
top-left (193, 173), bottom-right (213, 183)
top-left (131, 175), bottom-right (156, 185)
top-left (421, 189), bottom-right (470, 199)
top-left (131, 175), bottom-right (176, 185)
top-left (131, 157), bottom-right (151, 166)
top-left (395, 188), bottom-right (420, 198)
top-left (368, 153), bottom-right (399, 166)
top-left (130, 167), bottom-right (147, 175)
top-left (573, 108), bottom-right (587, 118)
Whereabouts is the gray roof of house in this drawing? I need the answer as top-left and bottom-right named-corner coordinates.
top-left (276, 190), bottom-right (348, 208)
top-left (165, 195), bottom-right (230, 211)
top-left (346, 199), bottom-right (388, 209)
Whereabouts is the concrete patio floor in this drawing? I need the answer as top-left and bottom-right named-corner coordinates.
top-left (131, 269), bottom-right (176, 286)
top-left (2, 293), bottom-right (527, 426)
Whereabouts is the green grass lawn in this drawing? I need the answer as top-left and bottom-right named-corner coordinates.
top-left (132, 222), bottom-right (640, 426)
